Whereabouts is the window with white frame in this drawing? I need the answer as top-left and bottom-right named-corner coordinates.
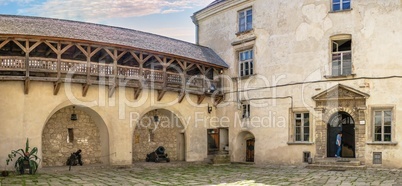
top-left (242, 103), bottom-right (250, 119)
top-left (239, 49), bottom-right (253, 77)
top-left (238, 8), bottom-right (252, 33)
top-left (332, 39), bottom-right (352, 76)
top-left (373, 110), bottom-right (392, 142)
top-left (295, 113), bottom-right (310, 142)
top-left (332, 0), bottom-right (351, 11)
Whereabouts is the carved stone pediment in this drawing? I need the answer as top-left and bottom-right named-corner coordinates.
top-left (312, 84), bottom-right (369, 109)
top-left (312, 84), bottom-right (369, 101)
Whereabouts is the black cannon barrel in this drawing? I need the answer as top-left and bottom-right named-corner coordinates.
top-left (156, 146), bottom-right (165, 154)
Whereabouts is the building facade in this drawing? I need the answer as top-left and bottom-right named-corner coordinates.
top-left (0, 15), bottom-right (227, 167)
top-left (193, 0), bottom-right (402, 167)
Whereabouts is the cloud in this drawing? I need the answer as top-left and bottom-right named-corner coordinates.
top-left (18, 0), bottom-right (213, 21)
top-left (0, 0), bottom-right (33, 5)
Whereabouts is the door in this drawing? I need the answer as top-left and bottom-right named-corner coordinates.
top-left (246, 138), bottom-right (255, 162)
top-left (327, 112), bottom-right (355, 158)
top-left (177, 133), bottom-right (185, 161)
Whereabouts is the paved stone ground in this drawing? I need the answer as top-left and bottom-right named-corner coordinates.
top-left (1, 162), bottom-right (402, 185)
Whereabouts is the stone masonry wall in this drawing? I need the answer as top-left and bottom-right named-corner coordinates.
top-left (42, 107), bottom-right (102, 166)
top-left (132, 112), bottom-right (183, 161)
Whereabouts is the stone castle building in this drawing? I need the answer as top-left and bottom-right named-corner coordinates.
top-left (1, 0), bottom-right (402, 169)
top-left (193, 0), bottom-right (402, 167)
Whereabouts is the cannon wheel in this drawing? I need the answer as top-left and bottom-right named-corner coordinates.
top-left (145, 157), bottom-right (150, 162)
top-left (154, 157), bottom-right (159, 163)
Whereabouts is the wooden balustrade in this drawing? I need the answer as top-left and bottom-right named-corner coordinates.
top-left (167, 72), bottom-right (182, 84)
top-left (90, 62), bottom-right (114, 76)
top-left (117, 65), bottom-right (140, 78)
top-left (0, 56), bottom-right (222, 96)
top-left (60, 59), bottom-right (87, 74)
top-left (143, 69), bottom-right (163, 82)
top-left (29, 57), bottom-right (57, 72)
top-left (0, 56), bottom-right (25, 71)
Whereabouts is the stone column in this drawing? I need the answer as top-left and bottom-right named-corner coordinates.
top-left (314, 108), bottom-right (326, 159)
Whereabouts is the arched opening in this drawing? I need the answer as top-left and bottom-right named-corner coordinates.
top-left (132, 109), bottom-right (185, 162)
top-left (327, 112), bottom-right (355, 158)
top-left (234, 131), bottom-right (255, 162)
top-left (42, 105), bottom-right (109, 166)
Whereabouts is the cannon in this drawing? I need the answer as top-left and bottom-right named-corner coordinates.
top-left (145, 146), bottom-right (170, 163)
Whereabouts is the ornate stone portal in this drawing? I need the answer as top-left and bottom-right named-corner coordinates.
top-left (312, 84), bottom-right (369, 162)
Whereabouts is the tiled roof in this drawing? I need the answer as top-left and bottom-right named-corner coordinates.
top-left (0, 15), bottom-right (228, 68)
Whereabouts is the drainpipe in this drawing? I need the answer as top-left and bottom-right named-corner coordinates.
top-left (191, 15), bottom-right (199, 45)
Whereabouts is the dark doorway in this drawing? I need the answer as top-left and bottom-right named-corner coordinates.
top-left (327, 112), bottom-right (355, 158)
top-left (207, 129), bottom-right (219, 155)
top-left (246, 138), bottom-right (255, 162)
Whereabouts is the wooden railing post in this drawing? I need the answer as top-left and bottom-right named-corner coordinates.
top-left (24, 39), bottom-right (30, 94)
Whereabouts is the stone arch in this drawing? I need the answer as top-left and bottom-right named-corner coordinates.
top-left (41, 105), bottom-right (110, 166)
top-left (132, 108), bottom-right (186, 162)
top-left (326, 111), bottom-right (356, 158)
top-left (233, 130), bottom-right (255, 162)
top-left (323, 107), bottom-right (358, 124)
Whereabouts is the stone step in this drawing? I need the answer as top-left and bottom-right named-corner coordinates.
top-left (306, 164), bottom-right (367, 170)
top-left (314, 159), bottom-right (361, 166)
top-left (307, 158), bottom-right (365, 170)
top-left (203, 155), bottom-right (214, 163)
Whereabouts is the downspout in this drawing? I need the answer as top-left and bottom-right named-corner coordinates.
top-left (191, 15), bottom-right (200, 45)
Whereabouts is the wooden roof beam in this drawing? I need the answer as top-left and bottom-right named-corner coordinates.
top-left (24, 77), bottom-right (30, 94)
top-left (157, 90), bottom-right (166, 101)
top-left (53, 81), bottom-right (61, 95)
top-left (134, 88), bottom-right (142, 100)
top-left (178, 91), bottom-right (186, 103)
top-left (197, 94), bottom-right (205, 105)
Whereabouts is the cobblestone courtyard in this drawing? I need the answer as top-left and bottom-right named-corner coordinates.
top-left (1, 162), bottom-right (401, 185)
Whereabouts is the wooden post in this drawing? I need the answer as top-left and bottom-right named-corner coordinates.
top-left (24, 39), bottom-right (30, 94)
top-left (54, 42), bottom-right (62, 95)
top-left (83, 45), bottom-right (91, 97)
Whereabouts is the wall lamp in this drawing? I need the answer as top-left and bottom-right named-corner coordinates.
top-left (71, 106), bottom-right (78, 121)
top-left (208, 104), bottom-right (213, 114)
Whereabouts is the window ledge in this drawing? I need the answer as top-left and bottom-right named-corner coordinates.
top-left (231, 36), bottom-right (257, 46)
top-left (366, 142), bottom-right (398, 146)
top-left (324, 73), bottom-right (356, 79)
top-left (329, 8), bottom-right (353, 13)
top-left (236, 29), bottom-right (254, 36)
top-left (287, 142), bottom-right (314, 145)
top-left (239, 73), bottom-right (257, 80)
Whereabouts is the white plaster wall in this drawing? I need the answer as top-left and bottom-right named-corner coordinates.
top-left (0, 81), bottom-right (216, 168)
top-left (196, 0), bottom-right (402, 167)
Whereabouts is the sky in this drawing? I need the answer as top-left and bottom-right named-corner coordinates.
top-left (0, 0), bottom-right (215, 43)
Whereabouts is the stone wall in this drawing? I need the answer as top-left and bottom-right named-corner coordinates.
top-left (132, 111), bottom-right (183, 161)
top-left (42, 107), bottom-right (102, 166)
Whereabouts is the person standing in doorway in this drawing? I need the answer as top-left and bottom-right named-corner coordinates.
top-left (335, 132), bottom-right (342, 158)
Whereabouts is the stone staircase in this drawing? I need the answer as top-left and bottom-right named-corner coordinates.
top-left (306, 158), bottom-right (366, 170)
top-left (204, 152), bottom-right (230, 165)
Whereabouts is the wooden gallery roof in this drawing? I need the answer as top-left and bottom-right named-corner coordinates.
top-left (0, 14), bottom-right (228, 68)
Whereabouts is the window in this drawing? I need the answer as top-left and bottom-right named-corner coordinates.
top-left (148, 129), bottom-right (155, 142)
top-left (373, 110), bottom-right (392, 142)
top-left (67, 128), bottom-right (74, 143)
top-left (238, 8), bottom-right (252, 32)
top-left (303, 151), bottom-right (311, 163)
top-left (332, 0), bottom-right (351, 11)
top-left (295, 113), bottom-right (310, 142)
top-left (242, 103), bottom-right (250, 119)
top-left (373, 152), bottom-right (382, 164)
top-left (239, 49), bottom-right (253, 77)
top-left (332, 39), bottom-right (352, 76)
